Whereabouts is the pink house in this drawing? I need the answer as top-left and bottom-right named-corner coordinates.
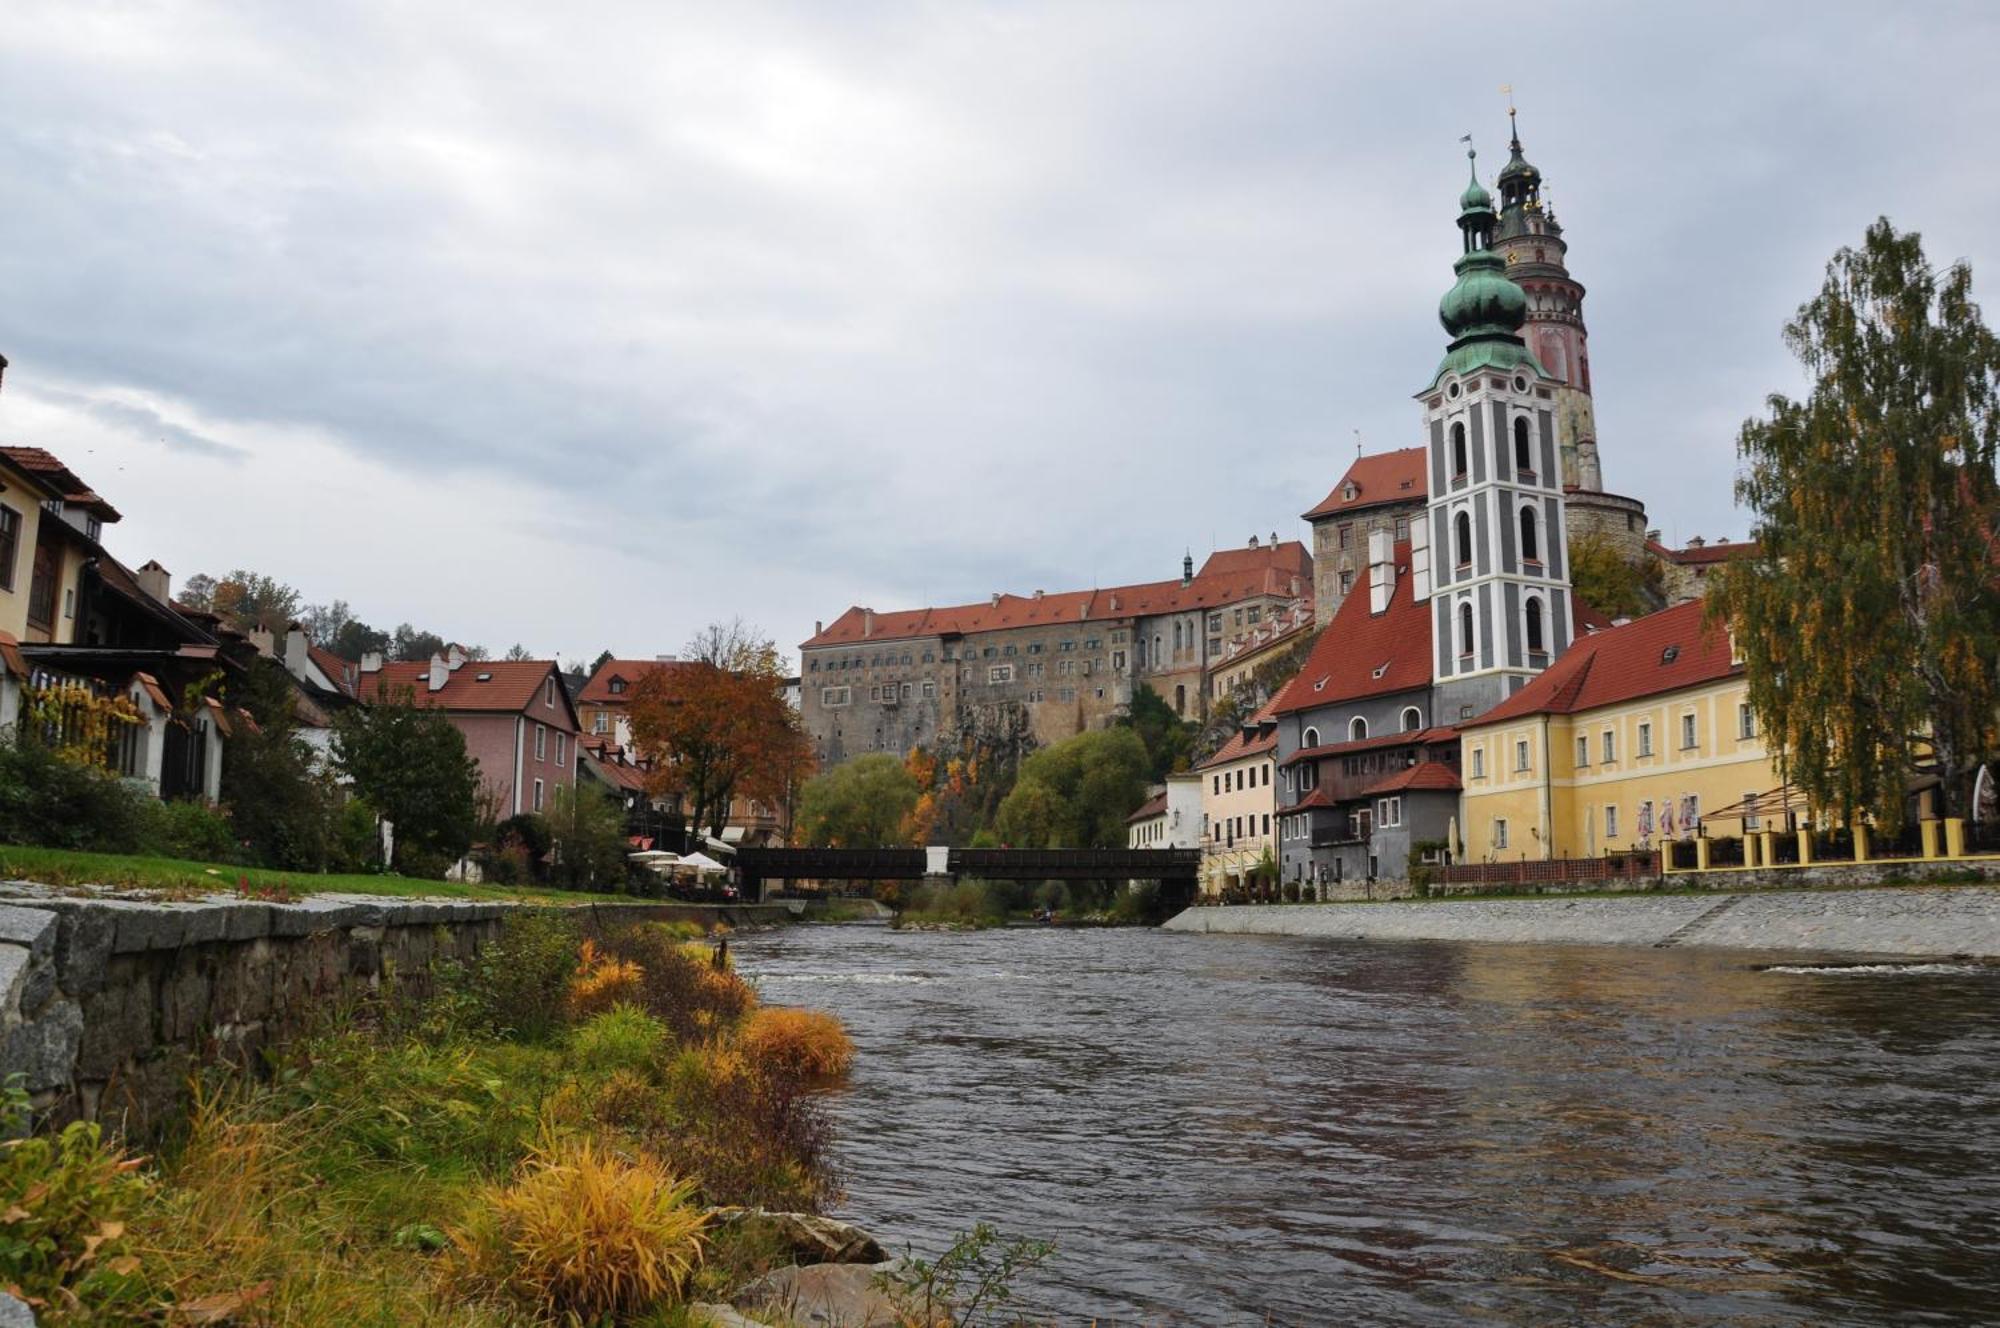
top-left (358, 646), bottom-right (579, 816)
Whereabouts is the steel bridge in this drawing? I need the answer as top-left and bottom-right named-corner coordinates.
top-left (735, 846), bottom-right (1200, 907)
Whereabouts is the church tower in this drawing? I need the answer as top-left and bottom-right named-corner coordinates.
top-left (1490, 108), bottom-right (1601, 492)
top-left (1414, 149), bottom-right (1575, 718)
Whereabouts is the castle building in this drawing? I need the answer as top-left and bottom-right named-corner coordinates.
top-left (1488, 109), bottom-right (1649, 564)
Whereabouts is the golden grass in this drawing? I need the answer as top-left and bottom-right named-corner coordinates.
top-left (455, 1132), bottom-right (707, 1319)
top-left (736, 1007), bottom-right (856, 1085)
top-left (567, 940), bottom-right (647, 1019)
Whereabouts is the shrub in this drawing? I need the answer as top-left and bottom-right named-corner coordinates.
top-left (139, 798), bottom-right (239, 863)
top-left (600, 925), bottom-right (756, 1043)
top-left (568, 940), bottom-right (646, 1020)
top-left (0, 734), bottom-right (147, 852)
top-left (737, 1007), bottom-right (855, 1085)
top-left (457, 1134), bottom-right (707, 1319)
top-left (572, 1006), bottom-right (668, 1078)
top-left (453, 911), bottom-right (584, 1041)
top-left (652, 1046), bottom-right (838, 1212)
top-left (0, 1074), bottom-right (150, 1311)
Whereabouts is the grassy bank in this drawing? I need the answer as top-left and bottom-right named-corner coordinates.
top-left (0, 912), bottom-right (860, 1325)
top-left (0, 843), bottom-right (590, 902)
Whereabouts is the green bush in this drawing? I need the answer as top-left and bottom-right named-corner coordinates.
top-left (0, 1074), bottom-right (150, 1310)
top-left (571, 1006), bottom-right (669, 1078)
top-left (332, 798), bottom-right (383, 873)
top-left (0, 734), bottom-right (147, 852)
top-left (138, 798), bottom-right (239, 863)
top-left (451, 910), bottom-right (583, 1041)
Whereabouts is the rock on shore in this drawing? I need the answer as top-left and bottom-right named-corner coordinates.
top-left (1161, 885), bottom-right (2000, 958)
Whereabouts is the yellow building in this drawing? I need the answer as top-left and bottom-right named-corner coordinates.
top-left (1196, 707), bottom-right (1278, 898)
top-left (0, 447), bottom-right (119, 646)
top-left (1458, 599), bottom-right (1783, 862)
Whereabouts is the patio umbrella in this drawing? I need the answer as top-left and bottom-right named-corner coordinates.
top-left (678, 851), bottom-right (728, 874)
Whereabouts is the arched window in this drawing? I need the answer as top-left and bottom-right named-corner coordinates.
top-left (1302, 726), bottom-right (1320, 749)
top-left (1349, 716), bottom-right (1369, 742)
top-left (1458, 602), bottom-right (1475, 658)
top-left (1514, 416), bottom-right (1532, 474)
top-left (1526, 596), bottom-right (1546, 653)
top-left (1455, 511), bottom-right (1473, 566)
top-left (1520, 505), bottom-right (1539, 564)
top-left (1174, 684), bottom-right (1186, 715)
top-left (1451, 422), bottom-right (1468, 477)
top-left (1401, 706), bottom-right (1422, 732)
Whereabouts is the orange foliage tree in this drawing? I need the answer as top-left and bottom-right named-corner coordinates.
top-left (627, 620), bottom-right (815, 843)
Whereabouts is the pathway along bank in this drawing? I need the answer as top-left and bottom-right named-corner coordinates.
top-left (1160, 884), bottom-right (2000, 957)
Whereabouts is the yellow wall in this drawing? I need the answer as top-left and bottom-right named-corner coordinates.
top-left (1198, 748), bottom-right (1276, 894)
top-left (0, 471), bottom-right (58, 644)
top-left (1458, 676), bottom-right (1782, 861)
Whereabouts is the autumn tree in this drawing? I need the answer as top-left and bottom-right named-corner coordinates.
top-left (1714, 218), bottom-right (2000, 827)
top-left (795, 753), bottom-right (921, 847)
top-left (627, 619), bottom-right (814, 843)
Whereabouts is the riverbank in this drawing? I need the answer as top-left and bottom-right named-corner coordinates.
top-left (1161, 883), bottom-right (2000, 957)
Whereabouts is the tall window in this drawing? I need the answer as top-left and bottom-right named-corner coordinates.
top-left (1638, 722), bottom-right (1654, 757)
top-left (1738, 703), bottom-right (1756, 739)
top-left (1494, 819), bottom-right (1510, 850)
top-left (1458, 603), bottom-right (1475, 658)
top-left (1525, 596), bottom-right (1545, 653)
top-left (1602, 729), bottom-right (1616, 762)
top-left (0, 505), bottom-right (17, 592)
top-left (1605, 805), bottom-right (1619, 838)
top-left (1455, 512), bottom-right (1473, 566)
top-left (1471, 746), bottom-right (1485, 778)
top-left (1520, 506), bottom-right (1540, 563)
top-left (1514, 416), bottom-right (1533, 474)
top-left (1451, 422), bottom-right (1468, 477)
top-left (1349, 716), bottom-right (1368, 742)
top-left (1681, 713), bottom-right (1698, 750)
top-left (534, 723), bottom-right (547, 759)
top-left (1401, 706), bottom-right (1422, 732)
top-left (1576, 734), bottom-right (1589, 767)
top-left (1514, 739), bottom-right (1531, 772)
top-left (1302, 726), bottom-right (1320, 749)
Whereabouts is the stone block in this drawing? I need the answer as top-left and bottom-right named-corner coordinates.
top-left (0, 945), bottom-right (28, 1022)
top-left (268, 899), bottom-right (367, 938)
top-left (0, 1288), bottom-right (36, 1326)
top-left (17, 954), bottom-right (55, 1018)
top-left (51, 905), bottom-right (116, 995)
top-left (3, 997), bottom-right (82, 1092)
top-left (112, 903), bottom-right (188, 954)
top-left (0, 905), bottom-right (56, 964)
top-left (77, 976), bottom-right (155, 1079)
top-left (157, 961), bottom-right (214, 1043)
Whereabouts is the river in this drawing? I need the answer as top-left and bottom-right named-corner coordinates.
top-left (731, 922), bottom-right (2000, 1326)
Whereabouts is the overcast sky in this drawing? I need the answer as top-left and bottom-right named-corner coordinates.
top-left (1, 3), bottom-right (1994, 666)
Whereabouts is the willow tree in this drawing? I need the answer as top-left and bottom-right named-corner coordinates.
top-left (1714, 219), bottom-right (2000, 828)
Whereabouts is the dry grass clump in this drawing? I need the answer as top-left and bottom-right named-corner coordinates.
top-left (567, 939), bottom-right (646, 1019)
top-left (737, 1007), bottom-right (856, 1085)
top-left (599, 925), bottom-right (757, 1041)
top-left (455, 1133), bottom-right (707, 1319)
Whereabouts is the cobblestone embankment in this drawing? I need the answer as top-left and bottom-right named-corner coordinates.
top-left (1160, 886), bottom-right (2000, 957)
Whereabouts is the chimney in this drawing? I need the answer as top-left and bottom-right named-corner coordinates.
top-left (446, 642), bottom-right (466, 669)
top-left (1109, 594), bottom-right (1119, 612)
top-left (990, 594), bottom-right (1001, 608)
top-left (1270, 531), bottom-right (1279, 547)
top-left (1367, 528), bottom-right (1396, 615)
top-left (862, 610), bottom-right (874, 637)
top-left (1033, 589), bottom-right (1044, 600)
top-left (1686, 535), bottom-right (1706, 549)
top-left (428, 652), bottom-right (449, 692)
top-left (247, 626), bottom-right (276, 658)
top-left (1646, 528), bottom-right (1662, 544)
top-left (655, 653), bottom-right (678, 663)
top-left (361, 650), bottom-right (384, 674)
top-left (1715, 535), bottom-right (1730, 545)
top-left (814, 620), bottom-right (823, 635)
top-left (135, 560), bottom-right (172, 604)
top-left (1248, 534), bottom-right (1260, 548)
top-left (284, 624), bottom-right (310, 679)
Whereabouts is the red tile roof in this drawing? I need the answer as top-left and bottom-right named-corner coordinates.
top-left (1197, 705), bottom-right (1279, 770)
top-left (580, 657), bottom-right (693, 704)
top-left (1359, 761), bottom-right (1462, 795)
top-left (1271, 543), bottom-right (1432, 716)
top-left (0, 446), bottom-right (121, 521)
top-left (1469, 599), bottom-right (1738, 727)
top-left (1647, 538), bottom-right (1760, 566)
top-left (803, 542), bottom-right (1312, 649)
top-left (307, 644), bottom-right (360, 698)
top-left (1126, 791), bottom-right (1169, 824)
top-left (1301, 447), bottom-right (1428, 521)
top-left (357, 658), bottom-right (575, 722)
top-left (1281, 726), bottom-right (1459, 767)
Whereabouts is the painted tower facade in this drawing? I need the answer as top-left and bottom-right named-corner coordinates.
top-left (1415, 151), bottom-right (1575, 721)
top-left (1490, 109), bottom-right (1600, 493)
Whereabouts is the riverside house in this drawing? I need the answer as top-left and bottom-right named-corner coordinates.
top-left (1455, 598), bottom-right (1783, 863)
top-left (358, 649), bottom-right (579, 816)
top-left (1197, 707), bottom-right (1278, 899)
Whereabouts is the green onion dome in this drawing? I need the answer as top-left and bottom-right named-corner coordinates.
top-left (1439, 249), bottom-right (1527, 339)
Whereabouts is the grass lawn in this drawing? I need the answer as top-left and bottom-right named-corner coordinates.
top-left (0, 843), bottom-right (585, 902)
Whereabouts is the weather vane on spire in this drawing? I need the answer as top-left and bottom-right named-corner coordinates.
top-left (1501, 84), bottom-right (1520, 146)
top-left (1459, 132), bottom-right (1474, 162)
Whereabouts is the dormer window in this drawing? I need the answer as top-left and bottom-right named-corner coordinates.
top-left (1341, 482), bottom-right (1358, 502)
top-left (609, 677), bottom-right (627, 695)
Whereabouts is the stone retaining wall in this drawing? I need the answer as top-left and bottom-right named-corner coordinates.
top-left (0, 884), bottom-right (685, 1136)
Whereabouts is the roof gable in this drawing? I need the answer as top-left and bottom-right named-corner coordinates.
top-left (1469, 599), bottom-right (1738, 726)
top-left (359, 658), bottom-right (579, 727)
top-left (1302, 447), bottom-right (1428, 521)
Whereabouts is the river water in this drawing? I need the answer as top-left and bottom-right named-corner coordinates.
top-left (731, 923), bottom-right (2000, 1326)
